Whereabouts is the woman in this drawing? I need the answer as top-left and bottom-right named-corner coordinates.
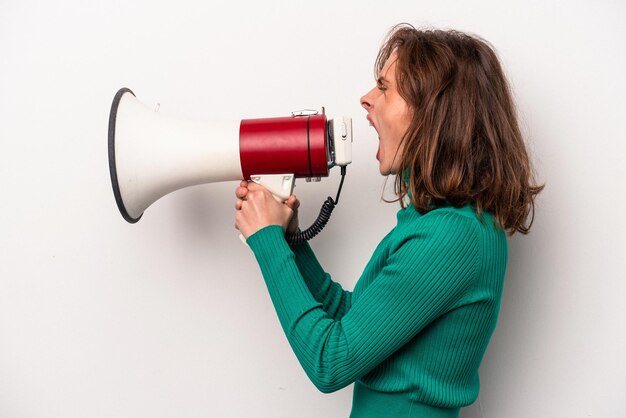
top-left (234, 24), bottom-right (542, 418)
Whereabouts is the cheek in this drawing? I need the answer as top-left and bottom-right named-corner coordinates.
top-left (388, 98), bottom-right (411, 130)
top-left (395, 110), bottom-right (412, 143)
top-left (389, 111), bottom-right (410, 143)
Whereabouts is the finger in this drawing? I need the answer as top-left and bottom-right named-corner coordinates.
top-left (247, 181), bottom-right (265, 192)
top-left (246, 182), bottom-right (273, 199)
top-left (286, 195), bottom-right (300, 210)
top-left (234, 212), bottom-right (244, 230)
top-left (235, 199), bottom-right (243, 210)
top-left (235, 186), bottom-right (249, 199)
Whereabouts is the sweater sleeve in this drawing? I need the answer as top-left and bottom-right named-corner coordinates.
top-left (289, 242), bottom-right (352, 319)
top-left (246, 212), bottom-right (478, 394)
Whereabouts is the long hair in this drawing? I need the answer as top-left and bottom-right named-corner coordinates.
top-left (376, 24), bottom-right (543, 234)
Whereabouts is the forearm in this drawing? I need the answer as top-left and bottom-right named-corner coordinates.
top-left (290, 241), bottom-right (351, 319)
top-left (248, 226), bottom-right (358, 392)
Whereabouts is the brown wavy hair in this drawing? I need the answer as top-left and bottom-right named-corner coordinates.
top-left (377, 24), bottom-right (543, 234)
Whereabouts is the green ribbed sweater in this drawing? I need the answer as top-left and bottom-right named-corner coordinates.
top-left (247, 204), bottom-right (507, 418)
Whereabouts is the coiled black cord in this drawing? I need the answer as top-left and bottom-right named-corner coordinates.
top-left (285, 166), bottom-right (347, 245)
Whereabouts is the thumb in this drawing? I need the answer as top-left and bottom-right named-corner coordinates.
top-left (286, 195), bottom-right (300, 211)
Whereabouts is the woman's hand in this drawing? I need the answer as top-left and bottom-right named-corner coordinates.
top-left (235, 181), bottom-right (300, 239)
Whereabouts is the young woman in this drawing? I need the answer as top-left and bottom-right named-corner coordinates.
top-left (234, 24), bottom-right (542, 418)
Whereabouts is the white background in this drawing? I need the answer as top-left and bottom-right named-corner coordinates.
top-left (1, 1), bottom-right (625, 417)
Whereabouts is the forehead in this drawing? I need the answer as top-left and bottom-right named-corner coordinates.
top-left (379, 52), bottom-right (399, 81)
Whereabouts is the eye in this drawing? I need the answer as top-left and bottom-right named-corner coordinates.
top-left (375, 77), bottom-right (388, 93)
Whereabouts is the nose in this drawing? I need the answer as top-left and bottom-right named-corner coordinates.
top-left (360, 87), bottom-right (375, 111)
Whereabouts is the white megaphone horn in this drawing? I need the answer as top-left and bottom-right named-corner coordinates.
top-left (108, 88), bottom-right (352, 243)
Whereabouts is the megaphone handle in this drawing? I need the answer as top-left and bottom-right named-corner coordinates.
top-left (249, 174), bottom-right (295, 201)
top-left (239, 173), bottom-right (295, 247)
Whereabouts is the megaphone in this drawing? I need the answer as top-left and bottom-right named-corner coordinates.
top-left (108, 87), bottom-right (352, 242)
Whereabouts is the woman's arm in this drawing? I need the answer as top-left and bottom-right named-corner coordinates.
top-left (247, 211), bottom-right (478, 393)
top-left (290, 241), bottom-right (352, 320)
